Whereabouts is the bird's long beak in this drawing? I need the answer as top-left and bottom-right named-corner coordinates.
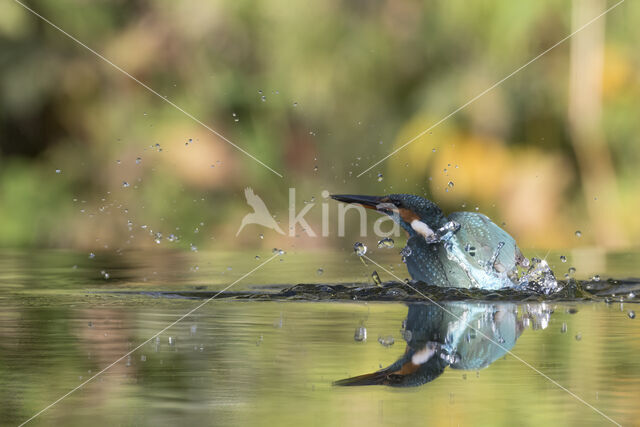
top-left (330, 194), bottom-right (383, 210)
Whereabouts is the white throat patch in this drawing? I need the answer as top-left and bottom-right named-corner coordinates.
top-left (411, 219), bottom-right (435, 240)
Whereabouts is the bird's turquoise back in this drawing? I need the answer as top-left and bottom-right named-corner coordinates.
top-left (448, 211), bottom-right (519, 275)
top-left (405, 212), bottom-right (521, 289)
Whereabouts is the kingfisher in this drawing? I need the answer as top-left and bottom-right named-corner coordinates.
top-left (331, 193), bottom-right (538, 290)
top-left (334, 302), bottom-right (524, 387)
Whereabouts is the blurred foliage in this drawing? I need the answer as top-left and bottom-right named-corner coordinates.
top-left (1, 0), bottom-right (639, 250)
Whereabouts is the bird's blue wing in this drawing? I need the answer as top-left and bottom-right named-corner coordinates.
top-left (404, 235), bottom-right (451, 287)
top-left (447, 212), bottom-right (520, 276)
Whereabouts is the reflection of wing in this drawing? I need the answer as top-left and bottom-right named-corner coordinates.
top-left (244, 187), bottom-right (268, 213)
top-left (448, 212), bottom-right (518, 274)
top-left (448, 302), bottom-right (519, 371)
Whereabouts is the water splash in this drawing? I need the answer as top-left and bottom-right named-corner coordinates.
top-left (354, 242), bottom-right (367, 256)
top-left (377, 335), bottom-right (395, 347)
top-left (485, 241), bottom-right (505, 274)
top-left (371, 270), bottom-right (382, 286)
top-left (425, 221), bottom-right (460, 244)
top-left (354, 327), bottom-right (367, 342)
top-left (354, 242), bottom-right (368, 266)
top-left (377, 237), bottom-right (395, 249)
top-left (418, 220), bottom-right (559, 293)
top-left (516, 258), bottom-right (559, 295)
top-left (400, 246), bottom-right (412, 263)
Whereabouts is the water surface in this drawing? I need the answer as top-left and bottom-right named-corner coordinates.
top-left (1, 249), bottom-right (639, 426)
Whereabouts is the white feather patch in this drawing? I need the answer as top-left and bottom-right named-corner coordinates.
top-left (411, 219), bottom-right (435, 240)
top-left (411, 343), bottom-right (436, 365)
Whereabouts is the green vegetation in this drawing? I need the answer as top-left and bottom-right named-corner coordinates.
top-left (1, 1), bottom-right (639, 251)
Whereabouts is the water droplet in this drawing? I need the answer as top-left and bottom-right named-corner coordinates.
top-left (575, 333), bottom-right (582, 341)
top-left (122, 181), bottom-right (130, 188)
top-left (378, 335), bottom-right (395, 347)
top-left (377, 173), bottom-right (383, 182)
top-left (377, 237), bottom-right (394, 249)
top-left (140, 355), bottom-right (147, 362)
top-left (316, 268), bottom-right (324, 275)
top-left (313, 165), bottom-right (318, 172)
top-left (371, 270), bottom-right (382, 286)
top-left (88, 252), bottom-right (95, 259)
top-left (354, 242), bottom-right (367, 257)
top-left (591, 275), bottom-right (601, 282)
top-left (168, 337), bottom-right (175, 346)
top-left (273, 317), bottom-right (283, 329)
top-left (400, 246), bottom-right (412, 258)
top-left (293, 102), bottom-right (298, 107)
top-left (561, 322), bottom-right (567, 333)
top-left (259, 233), bottom-right (264, 240)
top-left (136, 157), bottom-right (142, 164)
top-left (55, 169), bottom-right (61, 174)
top-left (568, 267), bottom-right (576, 275)
top-left (261, 95), bottom-right (267, 102)
top-left (190, 243), bottom-right (198, 252)
top-left (560, 255), bottom-right (567, 263)
top-left (354, 327), bottom-right (367, 342)
top-left (448, 181), bottom-right (454, 188)
top-left (575, 230), bottom-right (582, 238)
top-left (629, 310), bottom-right (636, 319)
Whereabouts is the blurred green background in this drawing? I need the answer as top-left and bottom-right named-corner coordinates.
top-left (1, 0), bottom-right (639, 251)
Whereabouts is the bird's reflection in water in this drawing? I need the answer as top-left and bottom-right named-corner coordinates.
top-left (335, 302), bottom-right (552, 387)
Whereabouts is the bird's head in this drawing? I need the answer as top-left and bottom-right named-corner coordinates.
top-left (331, 193), bottom-right (447, 238)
